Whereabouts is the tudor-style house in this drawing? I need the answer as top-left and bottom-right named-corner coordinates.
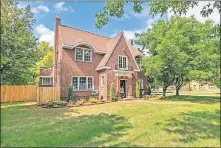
top-left (40, 17), bottom-right (148, 100)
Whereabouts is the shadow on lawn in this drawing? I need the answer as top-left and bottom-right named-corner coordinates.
top-left (162, 95), bottom-right (220, 104)
top-left (156, 110), bottom-right (220, 144)
top-left (2, 110), bottom-right (134, 147)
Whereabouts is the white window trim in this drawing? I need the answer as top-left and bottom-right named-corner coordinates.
top-left (71, 76), bottom-right (94, 91)
top-left (42, 77), bottom-right (52, 85)
top-left (118, 55), bottom-right (128, 70)
top-left (75, 47), bottom-right (92, 62)
top-left (100, 75), bottom-right (105, 88)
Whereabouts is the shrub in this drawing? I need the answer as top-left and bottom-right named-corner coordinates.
top-left (136, 82), bottom-right (141, 98)
top-left (68, 85), bottom-right (76, 103)
top-left (88, 98), bottom-right (98, 103)
top-left (43, 100), bottom-right (67, 108)
top-left (109, 82), bottom-right (115, 102)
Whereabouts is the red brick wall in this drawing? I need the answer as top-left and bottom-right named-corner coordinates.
top-left (59, 46), bottom-right (104, 97)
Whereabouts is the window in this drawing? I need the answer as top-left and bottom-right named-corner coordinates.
top-left (75, 47), bottom-right (92, 62)
top-left (72, 76), bottom-right (93, 91)
top-left (42, 78), bottom-right (51, 85)
top-left (84, 49), bottom-right (91, 62)
top-left (199, 85), bottom-right (203, 90)
top-left (119, 56), bottom-right (128, 69)
top-left (100, 76), bottom-right (105, 87)
top-left (138, 79), bottom-right (143, 89)
top-left (135, 58), bottom-right (141, 68)
top-left (76, 48), bottom-right (83, 61)
top-left (79, 77), bottom-right (87, 90)
top-left (88, 77), bottom-right (93, 90)
top-left (72, 77), bottom-right (78, 90)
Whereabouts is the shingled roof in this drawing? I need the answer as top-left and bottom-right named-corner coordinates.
top-left (58, 24), bottom-right (142, 70)
top-left (40, 68), bottom-right (53, 77)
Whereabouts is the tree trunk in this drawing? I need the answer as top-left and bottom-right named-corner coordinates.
top-left (162, 88), bottom-right (167, 98)
top-left (176, 88), bottom-right (179, 96)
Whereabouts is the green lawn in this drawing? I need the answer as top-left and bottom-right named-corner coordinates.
top-left (1, 93), bottom-right (220, 147)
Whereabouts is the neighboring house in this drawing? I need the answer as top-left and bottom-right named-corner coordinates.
top-left (181, 80), bottom-right (218, 91)
top-left (41, 17), bottom-right (148, 101)
top-left (39, 68), bottom-right (53, 87)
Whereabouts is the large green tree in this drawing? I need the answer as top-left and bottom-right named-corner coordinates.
top-left (136, 16), bottom-right (220, 97)
top-left (95, 1), bottom-right (220, 29)
top-left (32, 42), bottom-right (54, 85)
top-left (1, 1), bottom-right (37, 84)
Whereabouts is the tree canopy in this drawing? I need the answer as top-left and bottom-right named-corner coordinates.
top-left (1, 1), bottom-right (37, 84)
top-left (95, 1), bottom-right (220, 29)
top-left (136, 16), bottom-right (220, 97)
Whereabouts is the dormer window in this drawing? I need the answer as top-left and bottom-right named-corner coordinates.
top-left (75, 47), bottom-right (92, 62)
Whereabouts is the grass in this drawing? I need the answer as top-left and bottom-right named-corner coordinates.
top-left (1, 92), bottom-right (220, 147)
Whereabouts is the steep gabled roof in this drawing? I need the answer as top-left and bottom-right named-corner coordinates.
top-left (59, 25), bottom-right (110, 52)
top-left (96, 32), bottom-right (123, 69)
top-left (58, 23), bottom-right (142, 70)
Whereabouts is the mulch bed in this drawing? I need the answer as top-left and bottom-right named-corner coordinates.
top-left (66, 101), bottom-right (109, 108)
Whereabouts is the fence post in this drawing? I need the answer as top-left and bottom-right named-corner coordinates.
top-left (37, 87), bottom-right (40, 105)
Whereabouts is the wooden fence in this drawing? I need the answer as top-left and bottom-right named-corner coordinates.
top-left (1, 85), bottom-right (60, 105)
top-left (37, 87), bottom-right (60, 105)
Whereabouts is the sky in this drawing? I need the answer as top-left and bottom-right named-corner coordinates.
top-left (17, 1), bottom-right (220, 50)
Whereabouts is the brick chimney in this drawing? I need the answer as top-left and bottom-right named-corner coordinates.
top-left (53, 16), bottom-right (61, 87)
top-left (129, 39), bottom-right (133, 46)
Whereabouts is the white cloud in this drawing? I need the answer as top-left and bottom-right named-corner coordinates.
top-left (35, 24), bottom-right (54, 47)
top-left (31, 5), bottom-right (50, 14)
top-left (37, 5), bottom-right (49, 12)
top-left (54, 2), bottom-right (74, 12)
top-left (123, 29), bottom-right (144, 40)
top-left (168, 1), bottom-right (220, 24)
top-left (17, 2), bottom-right (27, 9)
top-left (146, 14), bottom-right (162, 29)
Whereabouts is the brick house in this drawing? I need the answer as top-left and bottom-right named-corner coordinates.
top-left (45, 17), bottom-right (148, 101)
top-left (39, 68), bottom-right (53, 87)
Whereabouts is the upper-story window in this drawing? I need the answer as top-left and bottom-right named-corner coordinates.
top-left (75, 47), bottom-right (92, 62)
top-left (118, 56), bottom-right (128, 69)
top-left (135, 58), bottom-right (141, 68)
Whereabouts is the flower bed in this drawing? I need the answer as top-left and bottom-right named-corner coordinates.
top-left (40, 98), bottom-right (107, 108)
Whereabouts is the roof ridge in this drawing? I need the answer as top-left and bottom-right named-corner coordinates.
top-left (60, 25), bottom-right (111, 39)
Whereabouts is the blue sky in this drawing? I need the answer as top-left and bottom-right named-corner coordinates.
top-left (17, 1), bottom-right (219, 49)
top-left (17, 1), bottom-right (167, 48)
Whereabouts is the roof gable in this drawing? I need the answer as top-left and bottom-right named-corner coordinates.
top-left (105, 33), bottom-right (139, 70)
top-left (96, 32), bottom-right (123, 69)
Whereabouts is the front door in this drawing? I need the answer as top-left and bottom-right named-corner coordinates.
top-left (120, 80), bottom-right (126, 98)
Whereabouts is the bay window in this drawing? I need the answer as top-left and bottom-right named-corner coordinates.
top-left (72, 76), bottom-right (93, 91)
top-left (75, 47), bottom-right (92, 62)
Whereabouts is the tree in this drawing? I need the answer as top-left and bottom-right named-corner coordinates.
top-left (32, 42), bottom-right (54, 85)
top-left (95, 1), bottom-right (220, 28)
top-left (146, 76), bottom-right (154, 95)
top-left (68, 85), bottom-right (73, 103)
top-left (109, 82), bottom-right (116, 101)
top-left (136, 16), bottom-right (220, 97)
top-left (36, 41), bottom-right (53, 61)
top-left (1, 1), bottom-right (37, 84)
top-left (136, 82), bottom-right (141, 98)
